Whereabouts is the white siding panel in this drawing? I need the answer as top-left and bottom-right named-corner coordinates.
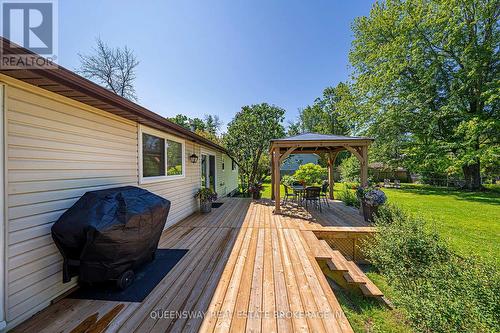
top-left (5, 84), bottom-right (139, 324)
top-left (4, 82), bottom-right (211, 327)
top-left (219, 153), bottom-right (239, 196)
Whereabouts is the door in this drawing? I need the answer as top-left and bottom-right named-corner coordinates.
top-left (201, 153), bottom-right (216, 191)
top-left (208, 155), bottom-right (216, 191)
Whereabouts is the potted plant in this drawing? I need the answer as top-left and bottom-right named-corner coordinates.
top-left (356, 185), bottom-right (387, 222)
top-left (248, 182), bottom-right (264, 200)
top-left (194, 188), bottom-right (218, 213)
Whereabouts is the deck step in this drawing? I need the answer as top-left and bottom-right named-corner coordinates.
top-left (343, 261), bottom-right (367, 284)
top-left (319, 241), bottom-right (384, 298)
top-left (360, 281), bottom-right (384, 297)
top-left (318, 240), bottom-right (350, 271)
top-left (301, 231), bottom-right (331, 259)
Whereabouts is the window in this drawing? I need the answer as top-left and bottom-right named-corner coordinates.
top-left (222, 159), bottom-right (225, 171)
top-left (140, 127), bottom-right (185, 182)
top-left (167, 140), bottom-right (183, 176)
top-left (232, 159), bottom-right (236, 171)
top-left (142, 133), bottom-right (165, 177)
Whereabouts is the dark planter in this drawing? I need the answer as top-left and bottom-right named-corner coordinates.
top-left (200, 201), bottom-right (212, 213)
top-left (252, 191), bottom-right (262, 200)
top-left (362, 201), bottom-right (379, 222)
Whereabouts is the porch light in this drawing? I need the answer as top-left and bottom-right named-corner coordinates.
top-left (189, 153), bottom-right (199, 163)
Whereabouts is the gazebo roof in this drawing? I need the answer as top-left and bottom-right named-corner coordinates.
top-left (270, 132), bottom-right (374, 154)
top-left (271, 132), bottom-right (373, 143)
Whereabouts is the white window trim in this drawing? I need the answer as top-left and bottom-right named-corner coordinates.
top-left (138, 124), bottom-right (186, 184)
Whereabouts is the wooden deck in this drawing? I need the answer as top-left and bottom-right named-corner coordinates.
top-left (12, 198), bottom-right (375, 333)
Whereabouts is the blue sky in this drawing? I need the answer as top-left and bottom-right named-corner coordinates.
top-left (58, 1), bottom-right (374, 131)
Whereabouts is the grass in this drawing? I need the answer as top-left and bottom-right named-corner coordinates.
top-left (261, 182), bottom-right (285, 199)
top-left (333, 270), bottom-right (413, 333)
top-left (381, 183), bottom-right (500, 264)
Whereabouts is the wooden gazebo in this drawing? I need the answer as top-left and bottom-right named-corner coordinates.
top-left (270, 133), bottom-right (374, 214)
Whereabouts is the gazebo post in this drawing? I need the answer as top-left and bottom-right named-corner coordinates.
top-left (272, 147), bottom-right (281, 214)
top-left (270, 155), bottom-right (275, 200)
top-left (360, 145), bottom-right (368, 186)
top-left (328, 152), bottom-right (337, 200)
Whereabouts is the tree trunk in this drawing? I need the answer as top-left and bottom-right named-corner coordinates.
top-left (462, 162), bottom-right (481, 190)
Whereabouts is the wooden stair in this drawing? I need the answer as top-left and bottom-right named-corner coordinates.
top-left (301, 231), bottom-right (383, 298)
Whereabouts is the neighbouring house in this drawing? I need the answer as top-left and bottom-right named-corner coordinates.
top-left (369, 162), bottom-right (411, 182)
top-left (280, 153), bottom-right (319, 177)
top-left (0, 37), bottom-right (238, 331)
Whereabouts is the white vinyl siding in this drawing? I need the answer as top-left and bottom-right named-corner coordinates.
top-left (1, 77), bottom-right (205, 329)
top-left (218, 153), bottom-right (239, 196)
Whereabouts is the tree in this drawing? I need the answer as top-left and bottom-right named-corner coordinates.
top-left (293, 163), bottom-right (327, 185)
top-left (204, 115), bottom-right (222, 135)
top-left (168, 114), bottom-right (190, 129)
top-left (292, 82), bottom-right (360, 135)
top-left (78, 38), bottom-right (139, 101)
top-left (224, 103), bottom-right (285, 194)
top-left (350, 0), bottom-right (499, 189)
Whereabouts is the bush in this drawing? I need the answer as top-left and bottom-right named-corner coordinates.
top-left (337, 184), bottom-right (360, 208)
top-left (293, 163), bottom-right (327, 186)
top-left (364, 205), bottom-right (500, 333)
top-left (339, 155), bottom-right (360, 182)
top-left (281, 174), bottom-right (296, 187)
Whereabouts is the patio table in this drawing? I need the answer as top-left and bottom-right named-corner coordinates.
top-left (290, 185), bottom-right (306, 204)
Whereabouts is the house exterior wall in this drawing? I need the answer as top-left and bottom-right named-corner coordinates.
top-left (0, 76), bottom-right (237, 329)
top-left (218, 153), bottom-right (238, 197)
top-left (280, 153), bottom-right (319, 177)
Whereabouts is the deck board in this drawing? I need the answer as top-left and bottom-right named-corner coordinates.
top-left (12, 198), bottom-right (370, 333)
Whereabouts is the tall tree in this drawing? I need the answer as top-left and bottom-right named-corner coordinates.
top-left (350, 0), bottom-right (499, 189)
top-left (292, 82), bottom-right (360, 135)
top-left (78, 38), bottom-right (139, 101)
top-left (204, 114), bottom-right (222, 135)
top-left (224, 103), bottom-right (285, 193)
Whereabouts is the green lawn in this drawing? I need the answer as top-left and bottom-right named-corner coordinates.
top-left (381, 184), bottom-right (500, 264)
top-left (334, 271), bottom-right (413, 333)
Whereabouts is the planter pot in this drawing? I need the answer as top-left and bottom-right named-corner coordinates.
top-left (362, 202), bottom-right (379, 222)
top-left (200, 201), bottom-right (212, 213)
top-left (252, 191), bottom-right (262, 200)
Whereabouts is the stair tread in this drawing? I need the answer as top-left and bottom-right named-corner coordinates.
top-left (343, 261), bottom-right (367, 284)
top-left (360, 281), bottom-right (384, 297)
top-left (302, 231), bottom-right (331, 259)
top-left (319, 239), bottom-right (384, 298)
top-left (321, 242), bottom-right (350, 271)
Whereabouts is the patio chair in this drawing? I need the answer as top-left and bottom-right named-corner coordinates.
top-left (319, 181), bottom-right (330, 207)
top-left (304, 186), bottom-right (322, 212)
top-left (394, 179), bottom-right (401, 188)
top-left (383, 179), bottom-right (392, 188)
top-left (283, 185), bottom-right (298, 203)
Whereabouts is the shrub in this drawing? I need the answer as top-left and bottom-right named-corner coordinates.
top-left (339, 155), bottom-right (360, 182)
top-left (194, 188), bottom-right (217, 202)
top-left (337, 184), bottom-right (359, 208)
top-left (293, 163), bottom-right (327, 186)
top-left (281, 174), bottom-right (296, 187)
top-left (364, 205), bottom-right (500, 333)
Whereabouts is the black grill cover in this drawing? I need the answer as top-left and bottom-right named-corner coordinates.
top-left (51, 186), bottom-right (170, 283)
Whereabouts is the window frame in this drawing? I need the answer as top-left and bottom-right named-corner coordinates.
top-left (139, 125), bottom-right (186, 184)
